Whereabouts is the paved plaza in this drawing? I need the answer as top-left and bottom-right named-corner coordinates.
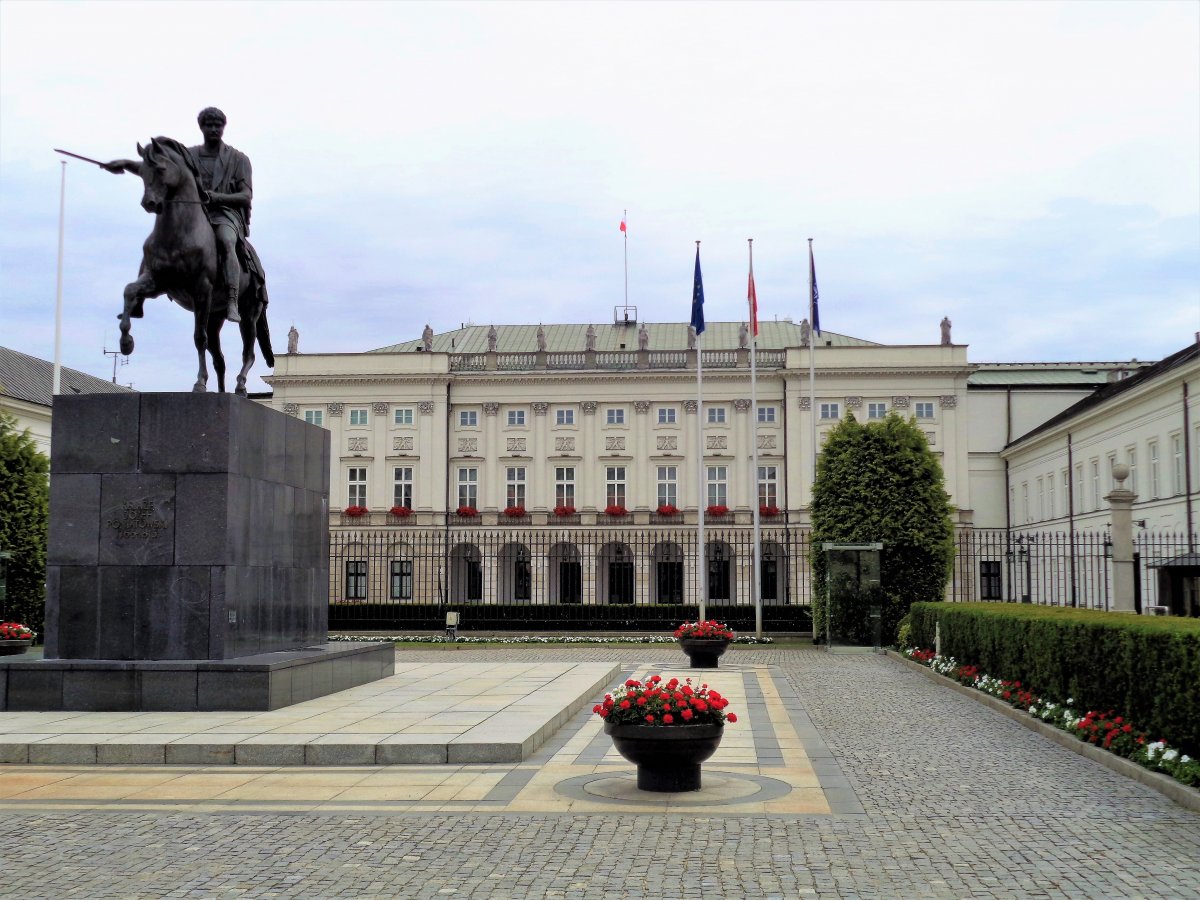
top-left (1, 645), bottom-right (1198, 898)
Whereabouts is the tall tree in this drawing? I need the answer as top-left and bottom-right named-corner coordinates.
top-left (0, 413), bottom-right (49, 636)
top-left (811, 413), bottom-right (954, 643)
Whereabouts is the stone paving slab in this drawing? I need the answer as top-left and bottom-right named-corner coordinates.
top-left (0, 661), bottom-right (619, 765)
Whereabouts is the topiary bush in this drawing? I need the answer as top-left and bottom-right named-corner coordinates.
top-left (811, 414), bottom-right (954, 644)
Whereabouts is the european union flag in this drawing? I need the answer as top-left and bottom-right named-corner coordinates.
top-left (690, 247), bottom-right (705, 335)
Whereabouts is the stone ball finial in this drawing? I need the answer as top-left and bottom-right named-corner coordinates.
top-left (1111, 462), bottom-right (1130, 486)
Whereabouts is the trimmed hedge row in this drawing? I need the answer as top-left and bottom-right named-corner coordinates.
top-left (909, 603), bottom-right (1200, 755)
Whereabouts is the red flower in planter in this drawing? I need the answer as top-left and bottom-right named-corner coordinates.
top-left (0, 622), bottom-right (34, 640)
top-left (503, 506), bottom-right (527, 518)
top-left (389, 506), bottom-right (413, 518)
top-left (656, 504), bottom-right (680, 517)
top-left (553, 505), bottom-right (576, 517)
top-left (706, 504), bottom-right (729, 517)
top-left (456, 505), bottom-right (479, 518)
top-left (343, 505), bottom-right (369, 518)
top-left (595, 674), bottom-right (736, 727)
top-left (674, 620), bottom-right (735, 640)
top-left (759, 504), bottom-right (780, 517)
top-left (604, 504), bottom-right (628, 517)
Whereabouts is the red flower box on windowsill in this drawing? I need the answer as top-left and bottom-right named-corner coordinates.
top-left (503, 506), bottom-right (528, 518)
top-left (553, 505), bottom-right (577, 517)
top-left (604, 504), bottom-right (629, 517)
top-left (343, 505), bottom-right (369, 518)
top-left (656, 504), bottom-right (680, 517)
top-left (705, 504), bottom-right (729, 517)
top-left (759, 504), bottom-right (781, 518)
top-left (456, 505), bottom-right (479, 518)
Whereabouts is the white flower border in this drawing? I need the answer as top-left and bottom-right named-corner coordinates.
top-left (330, 634), bottom-right (774, 645)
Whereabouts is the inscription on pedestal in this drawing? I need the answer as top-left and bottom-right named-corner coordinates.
top-left (107, 499), bottom-right (169, 540)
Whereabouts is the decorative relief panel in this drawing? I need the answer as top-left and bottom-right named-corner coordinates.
top-left (483, 402), bottom-right (500, 416)
top-left (706, 436), bottom-right (728, 450)
top-left (555, 437), bottom-right (575, 452)
top-left (757, 435), bottom-right (777, 450)
top-left (733, 399), bottom-right (751, 412)
top-left (532, 402), bottom-right (549, 416)
top-left (371, 403), bottom-right (389, 415)
top-left (327, 402), bottom-right (344, 417)
top-left (582, 402), bottom-right (598, 415)
top-left (891, 396), bottom-right (910, 409)
top-left (393, 436), bottom-right (414, 451)
top-left (844, 396), bottom-right (863, 409)
top-left (605, 436), bottom-right (626, 451)
top-left (798, 397), bottom-right (812, 411)
top-left (507, 437), bottom-right (527, 452)
top-left (458, 438), bottom-right (478, 454)
top-left (925, 431), bottom-right (937, 445)
top-left (418, 401), bottom-right (434, 415)
top-left (939, 395), bottom-right (958, 409)
top-left (634, 400), bottom-right (651, 414)
top-left (347, 437), bottom-right (367, 452)
top-left (683, 400), bottom-right (698, 413)
top-left (657, 436), bottom-right (678, 451)
top-left (282, 403), bottom-right (298, 417)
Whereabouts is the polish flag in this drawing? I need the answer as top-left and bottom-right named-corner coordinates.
top-left (619, 216), bottom-right (627, 233)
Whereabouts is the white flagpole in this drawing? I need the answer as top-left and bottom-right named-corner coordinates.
top-left (748, 239), bottom-right (763, 639)
top-left (694, 241), bottom-right (706, 623)
top-left (623, 209), bottom-right (628, 309)
top-left (53, 160), bottom-right (67, 396)
top-left (808, 238), bottom-right (818, 491)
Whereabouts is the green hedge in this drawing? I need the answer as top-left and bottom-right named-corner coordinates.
top-left (910, 602), bottom-right (1200, 755)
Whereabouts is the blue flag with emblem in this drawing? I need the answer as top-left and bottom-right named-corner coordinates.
top-left (690, 246), bottom-right (705, 335)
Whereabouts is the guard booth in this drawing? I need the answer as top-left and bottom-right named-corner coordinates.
top-left (1148, 554), bottom-right (1200, 617)
top-left (822, 542), bottom-right (884, 651)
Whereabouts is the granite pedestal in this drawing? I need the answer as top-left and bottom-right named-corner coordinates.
top-left (0, 393), bottom-right (392, 711)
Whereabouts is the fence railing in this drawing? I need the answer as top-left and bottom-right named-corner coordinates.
top-left (327, 526), bottom-right (1198, 631)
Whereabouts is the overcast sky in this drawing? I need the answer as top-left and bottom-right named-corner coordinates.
top-left (2, 1), bottom-right (1197, 394)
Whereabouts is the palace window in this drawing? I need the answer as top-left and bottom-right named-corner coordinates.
top-left (304, 409), bottom-right (323, 426)
top-left (707, 465), bottom-right (728, 507)
top-left (758, 465), bottom-right (778, 508)
top-left (606, 466), bottom-right (627, 508)
top-left (819, 402), bottom-right (839, 421)
top-left (915, 402), bottom-right (934, 420)
top-left (867, 402), bottom-right (887, 420)
top-left (506, 466), bottom-right (527, 509)
top-left (344, 560), bottom-right (367, 601)
top-left (347, 467), bottom-right (367, 507)
top-left (459, 410), bottom-right (478, 428)
top-left (390, 559), bottom-right (413, 601)
top-left (657, 465), bottom-right (678, 508)
top-left (707, 407), bottom-right (726, 425)
top-left (556, 408), bottom-right (575, 426)
top-left (508, 410), bottom-right (526, 427)
top-left (394, 407), bottom-right (413, 426)
top-left (757, 405), bottom-right (776, 423)
top-left (658, 406), bottom-right (677, 425)
top-left (349, 408), bottom-right (369, 426)
top-left (555, 466), bottom-right (575, 508)
top-left (393, 466), bottom-right (413, 509)
top-left (607, 408), bottom-right (626, 426)
top-left (457, 467), bottom-right (478, 508)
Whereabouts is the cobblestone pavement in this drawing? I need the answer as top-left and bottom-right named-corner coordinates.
top-left (2, 645), bottom-right (1198, 899)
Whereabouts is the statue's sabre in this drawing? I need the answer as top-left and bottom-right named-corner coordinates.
top-left (54, 148), bottom-right (110, 167)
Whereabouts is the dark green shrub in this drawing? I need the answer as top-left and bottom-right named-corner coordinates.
top-left (909, 602), bottom-right (1200, 754)
top-left (0, 413), bottom-right (49, 636)
top-left (811, 414), bottom-right (954, 643)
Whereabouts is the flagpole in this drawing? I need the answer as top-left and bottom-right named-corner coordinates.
top-left (808, 238), bottom-right (818, 493)
top-left (693, 241), bottom-right (706, 623)
top-left (53, 160), bottom-right (67, 396)
top-left (748, 238), bottom-right (763, 639)
top-left (623, 209), bottom-right (628, 309)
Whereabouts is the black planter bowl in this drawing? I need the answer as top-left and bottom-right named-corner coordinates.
top-left (604, 721), bottom-right (724, 791)
top-left (677, 637), bottom-right (730, 669)
top-left (0, 638), bottom-right (32, 656)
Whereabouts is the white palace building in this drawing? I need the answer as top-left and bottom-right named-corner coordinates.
top-left (259, 317), bottom-right (1199, 626)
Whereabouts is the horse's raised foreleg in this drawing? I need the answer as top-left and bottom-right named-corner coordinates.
top-left (118, 270), bottom-right (156, 356)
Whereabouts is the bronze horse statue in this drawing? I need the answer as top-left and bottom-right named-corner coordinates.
top-left (116, 137), bottom-right (273, 394)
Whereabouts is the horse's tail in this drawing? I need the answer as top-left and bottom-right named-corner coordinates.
top-left (257, 302), bottom-right (275, 368)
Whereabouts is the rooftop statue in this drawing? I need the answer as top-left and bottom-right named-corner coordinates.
top-left (422, 324), bottom-right (434, 351)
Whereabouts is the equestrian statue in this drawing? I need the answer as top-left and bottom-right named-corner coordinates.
top-left (71, 107), bottom-right (274, 394)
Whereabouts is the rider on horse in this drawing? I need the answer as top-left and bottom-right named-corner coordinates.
top-left (104, 106), bottom-right (266, 324)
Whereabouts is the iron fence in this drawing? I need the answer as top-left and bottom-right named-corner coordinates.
top-left (327, 525), bottom-right (1199, 631)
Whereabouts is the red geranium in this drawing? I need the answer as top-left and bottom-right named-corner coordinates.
top-left (674, 620), bottom-right (735, 640)
top-left (343, 505), bottom-right (369, 518)
top-left (0, 622), bottom-right (34, 640)
top-left (503, 506), bottom-right (527, 518)
top-left (656, 504), bottom-right (680, 517)
top-left (604, 504), bottom-right (628, 517)
top-left (595, 675), bottom-right (736, 727)
top-left (759, 504), bottom-right (780, 517)
top-left (706, 504), bottom-right (729, 517)
top-left (388, 506), bottom-right (413, 518)
top-left (456, 505), bottom-right (479, 517)
top-left (553, 505), bottom-right (576, 517)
